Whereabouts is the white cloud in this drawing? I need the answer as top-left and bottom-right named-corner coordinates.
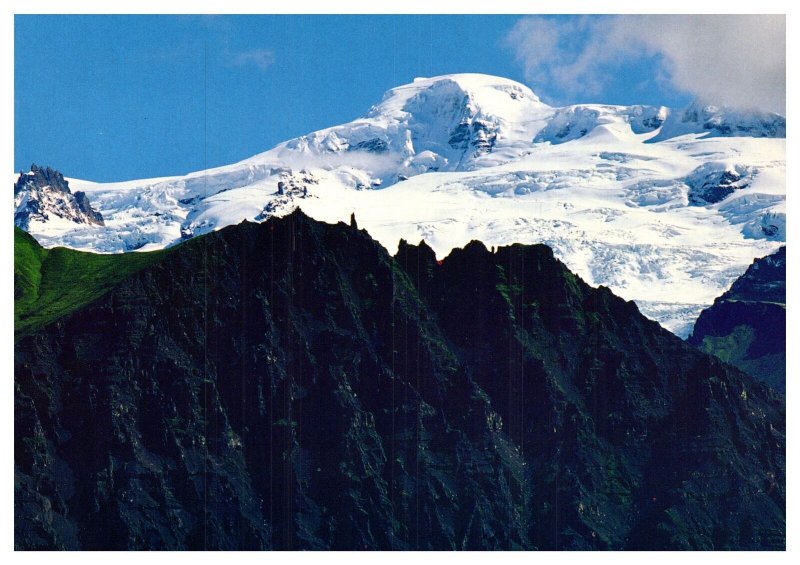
top-left (230, 48), bottom-right (275, 72)
top-left (503, 15), bottom-right (785, 113)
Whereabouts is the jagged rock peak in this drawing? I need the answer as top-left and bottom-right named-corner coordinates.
top-left (14, 164), bottom-right (105, 229)
top-left (15, 163), bottom-right (71, 195)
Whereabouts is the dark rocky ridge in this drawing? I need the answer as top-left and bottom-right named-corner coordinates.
top-left (689, 247), bottom-right (786, 392)
top-left (15, 211), bottom-right (785, 550)
top-left (72, 191), bottom-right (105, 225)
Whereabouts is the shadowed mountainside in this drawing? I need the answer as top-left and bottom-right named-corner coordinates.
top-left (15, 211), bottom-right (785, 550)
top-left (689, 247), bottom-right (785, 393)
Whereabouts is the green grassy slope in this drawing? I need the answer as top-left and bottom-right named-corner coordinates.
top-left (699, 325), bottom-right (786, 393)
top-left (14, 227), bottom-right (169, 338)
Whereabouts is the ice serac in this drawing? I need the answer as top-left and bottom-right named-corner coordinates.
top-left (689, 247), bottom-right (786, 392)
top-left (14, 164), bottom-right (104, 230)
top-left (14, 212), bottom-right (786, 550)
top-left (14, 74), bottom-right (786, 335)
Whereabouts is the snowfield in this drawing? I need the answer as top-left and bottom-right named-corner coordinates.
top-left (18, 74), bottom-right (785, 337)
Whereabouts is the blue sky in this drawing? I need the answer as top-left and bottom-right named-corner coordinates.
top-left (14, 15), bottom-right (784, 182)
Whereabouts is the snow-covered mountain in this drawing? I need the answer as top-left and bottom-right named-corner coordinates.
top-left (16, 74), bottom-right (785, 336)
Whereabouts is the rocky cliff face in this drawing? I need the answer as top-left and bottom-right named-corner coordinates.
top-left (14, 164), bottom-right (104, 230)
top-left (15, 212), bottom-right (785, 550)
top-left (689, 247), bottom-right (786, 392)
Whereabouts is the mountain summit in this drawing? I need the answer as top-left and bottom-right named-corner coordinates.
top-left (14, 74), bottom-right (785, 335)
top-left (277, 73), bottom-right (553, 179)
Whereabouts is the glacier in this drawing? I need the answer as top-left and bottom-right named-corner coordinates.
top-left (16, 73), bottom-right (785, 337)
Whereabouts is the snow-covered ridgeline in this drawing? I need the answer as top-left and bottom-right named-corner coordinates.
top-left (15, 74), bottom-right (785, 336)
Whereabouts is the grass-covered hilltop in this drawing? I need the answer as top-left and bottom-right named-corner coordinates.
top-left (14, 227), bottom-right (168, 338)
